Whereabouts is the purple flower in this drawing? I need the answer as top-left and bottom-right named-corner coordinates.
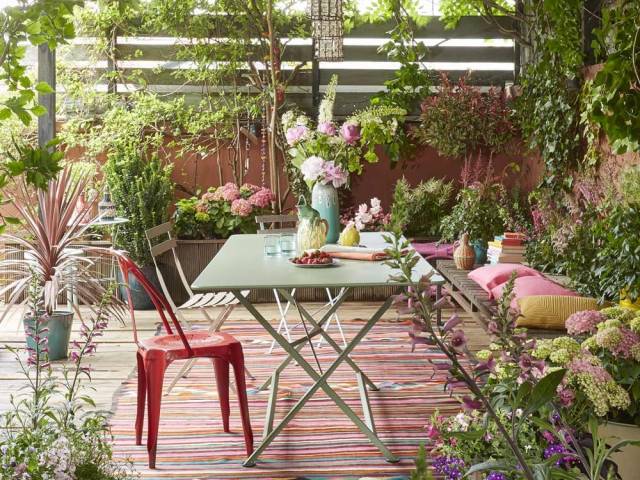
top-left (432, 456), bottom-right (465, 480)
top-left (449, 330), bottom-right (467, 352)
top-left (486, 473), bottom-right (507, 480)
top-left (285, 125), bottom-right (309, 145)
top-left (317, 121), bottom-right (336, 136)
top-left (425, 423), bottom-right (440, 440)
top-left (544, 442), bottom-right (576, 467)
top-left (558, 386), bottom-right (576, 407)
top-left (462, 395), bottom-right (483, 410)
top-left (340, 122), bottom-right (361, 145)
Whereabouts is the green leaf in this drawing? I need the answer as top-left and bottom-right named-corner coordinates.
top-left (31, 105), bottom-right (47, 117)
top-left (35, 81), bottom-right (54, 94)
top-left (0, 108), bottom-right (11, 120)
top-left (524, 369), bottom-right (566, 416)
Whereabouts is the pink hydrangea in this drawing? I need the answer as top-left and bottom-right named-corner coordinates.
top-left (600, 327), bottom-right (640, 359)
top-left (285, 125), bottom-right (309, 145)
top-left (249, 187), bottom-right (274, 208)
top-left (231, 198), bottom-right (253, 217)
top-left (340, 122), bottom-right (361, 145)
top-left (219, 182), bottom-right (240, 202)
top-left (568, 357), bottom-right (612, 383)
top-left (317, 121), bottom-right (337, 136)
top-left (201, 190), bottom-right (218, 203)
top-left (565, 310), bottom-right (605, 335)
top-left (240, 183), bottom-right (260, 196)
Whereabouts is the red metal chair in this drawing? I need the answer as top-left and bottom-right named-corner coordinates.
top-left (116, 253), bottom-right (253, 469)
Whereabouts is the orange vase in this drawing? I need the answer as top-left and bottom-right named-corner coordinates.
top-left (453, 233), bottom-right (475, 270)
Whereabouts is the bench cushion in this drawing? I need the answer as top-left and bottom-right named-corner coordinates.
top-left (491, 276), bottom-right (579, 310)
top-left (468, 263), bottom-right (543, 297)
top-left (516, 295), bottom-right (600, 330)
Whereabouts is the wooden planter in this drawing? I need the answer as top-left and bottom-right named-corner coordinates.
top-left (159, 239), bottom-right (398, 304)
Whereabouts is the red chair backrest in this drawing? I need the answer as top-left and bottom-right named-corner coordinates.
top-left (116, 252), bottom-right (194, 356)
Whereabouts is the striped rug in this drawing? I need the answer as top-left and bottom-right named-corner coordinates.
top-left (109, 315), bottom-right (463, 479)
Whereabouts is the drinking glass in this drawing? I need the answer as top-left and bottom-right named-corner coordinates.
top-left (264, 234), bottom-right (281, 256)
top-left (279, 233), bottom-right (296, 256)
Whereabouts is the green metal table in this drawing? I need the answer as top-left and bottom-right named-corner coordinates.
top-left (191, 232), bottom-right (443, 467)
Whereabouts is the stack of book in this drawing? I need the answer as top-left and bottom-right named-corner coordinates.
top-left (487, 233), bottom-right (527, 264)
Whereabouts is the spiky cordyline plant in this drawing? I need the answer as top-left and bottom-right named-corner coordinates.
top-left (0, 167), bottom-right (121, 321)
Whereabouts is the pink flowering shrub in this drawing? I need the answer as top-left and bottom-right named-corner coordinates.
top-left (174, 182), bottom-right (274, 239)
top-left (565, 310), bottom-right (605, 335)
top-left (340, 197), bottom-right (391, 232)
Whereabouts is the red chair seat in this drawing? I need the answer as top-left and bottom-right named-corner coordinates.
top-left (139, 331), bottom-right (238, 359)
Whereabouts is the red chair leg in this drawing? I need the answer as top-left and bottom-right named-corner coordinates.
top-left (135, 352), bottom-right (146, 446)
top-left (213, 358), bottom-right (230, 432)
top-left (145, 356), bottom-right (167, 469)
top-left (230, 345), bottom-right (253, 455)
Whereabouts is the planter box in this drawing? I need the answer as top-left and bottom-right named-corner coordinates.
top-left (159, 239), bottom-right (398, 304)
top-left (600, 421), bottom-right (640, 479)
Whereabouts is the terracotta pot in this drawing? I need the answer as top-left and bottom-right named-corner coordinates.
top-left (453, 233), bottom-right (475, 270)
top-left (600, 420), bottom-right (640, 479)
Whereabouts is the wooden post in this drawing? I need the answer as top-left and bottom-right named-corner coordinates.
top-left (311, 38), bottom-right (320, 115)
top-left (37, 44), bottom-right (56, 147)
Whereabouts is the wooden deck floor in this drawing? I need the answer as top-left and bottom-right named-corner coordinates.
top-left (0, 301), bottom-right (490, 475)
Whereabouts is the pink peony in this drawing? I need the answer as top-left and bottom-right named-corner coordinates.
top-left (285, 125), bottom-right (309, 145)
top-left (340, 122), bottom-right (361, 145)
top-left (322, 160), bottom-right (348, 188)
top-left (249, 187), bottom-right (274, 208)
top-left (219, 182), bottom-right (240, 201)
top-left (565, 310), bottom-right (605, 335)
top-left (231, 198), bottom-right (253, 217)
top-left (317, 121), bottom-right (337, 136)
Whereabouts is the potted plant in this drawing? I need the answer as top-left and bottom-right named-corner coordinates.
top-left (390, 177), bottom-right (454, 240)
top-left (533, 306), bottom-right (640, 478)
top-left (173, 183), bottom-right (274, 240)
top-left (0, 167), bottom-right (119, 360)
top-left (103, 144), bottom-right (173, 309)
top-left (440, 159), bottom-right (505, 264)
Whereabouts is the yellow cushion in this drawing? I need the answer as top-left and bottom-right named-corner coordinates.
top-left (515, 295), bottom-right (600, 330)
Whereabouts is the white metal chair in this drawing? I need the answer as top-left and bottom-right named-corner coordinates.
top-left (255, 214), bottom-right (347, 351)
top-left (145, 222), bottom-right (251, 394)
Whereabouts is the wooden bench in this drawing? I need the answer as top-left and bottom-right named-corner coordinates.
top-left (436, 260), bottom-right (566, 339)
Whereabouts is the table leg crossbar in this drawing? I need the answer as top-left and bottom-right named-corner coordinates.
top-left (232, 289), bottom-right (398, 467)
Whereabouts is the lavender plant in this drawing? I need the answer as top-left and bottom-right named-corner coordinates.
top-left (0, 286), bottom-right (133, 479)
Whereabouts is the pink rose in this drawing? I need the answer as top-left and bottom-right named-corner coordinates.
top-left (340, 122), bottom-right (361, 145)
top-left (317, 121), bottom-right (337, 136)
top-left (285, 125), bottom-right (309, 146)
top-left (231, 198), bottom-right (253, 217)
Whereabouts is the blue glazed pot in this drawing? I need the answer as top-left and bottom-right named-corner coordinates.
top-left (117, 264), bottom-right (163, 310)
top-left (471, 240), bottom-right (488, 265)
top-left (311, 182), bottom-right (340, 244)
top-left (24, 311), bottom-right (74, 361)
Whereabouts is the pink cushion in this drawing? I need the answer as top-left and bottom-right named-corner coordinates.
top-left (468, 264), bottom-right (543, 297)
top-left (490, 276), bottom-right (579, 310)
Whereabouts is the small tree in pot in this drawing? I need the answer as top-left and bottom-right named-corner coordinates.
top-left (0, 167), bottom-right (121, 360)
top-left (103, 142), bottom-right (173, 309)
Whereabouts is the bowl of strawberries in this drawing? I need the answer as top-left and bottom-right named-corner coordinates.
top-left (290, 250), bottom-right (337, 268)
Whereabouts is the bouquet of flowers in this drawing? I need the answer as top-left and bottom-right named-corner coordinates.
top-left (174, 182), bottom-right (274, 239)
top-left (282, 75), bottom-right (405, 182)
top-left (340, 197), bottom-right (390, 231)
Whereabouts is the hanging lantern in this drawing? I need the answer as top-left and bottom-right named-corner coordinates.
top-left (309, 0), bottom-right (344, 62)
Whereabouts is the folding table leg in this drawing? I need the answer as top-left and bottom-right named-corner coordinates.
top-left (317, 288), bottom-right (347, 348)
top-left (277, 289), bottom-right (378, 392)
top-left (257, 289), bottom-right (348, 391)
top-left (232, 290), bottom-right (398, 467)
